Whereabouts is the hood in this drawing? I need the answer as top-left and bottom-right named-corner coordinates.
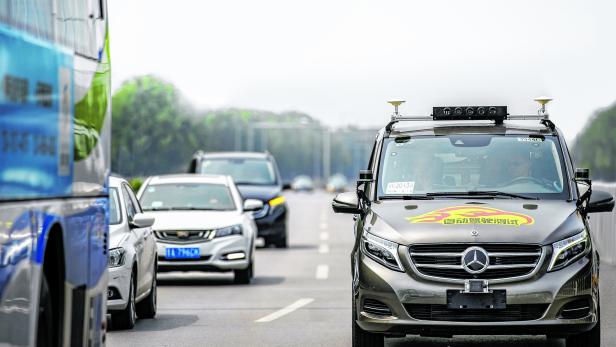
top-left (368, 199), bottom-right (584, 246)
top-left (109, 224), bottom-right (130, 249)
top-left (236, 185), bottom-right (281, 201)
top-left (143, 210), bottom-right (242, 231)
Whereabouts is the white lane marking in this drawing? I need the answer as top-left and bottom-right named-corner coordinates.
top-left (319, 244), bottom-right (330, 254)
top-left (255, 298), bottom-right (315, 323)
top-left (319, 222), bottom-right (328, 230)
top-left (316, 264), bottom-right (329, 280)
top-left (319, 232), bottom-right (329, 241)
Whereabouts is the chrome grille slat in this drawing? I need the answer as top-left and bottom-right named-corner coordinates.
top-left (409, 243), bottom-right (544, 283)
top-left (154, 230), bottom-right (215, 243)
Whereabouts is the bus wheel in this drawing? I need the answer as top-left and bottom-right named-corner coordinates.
top-left (37, 276), bottom-right (53, 347)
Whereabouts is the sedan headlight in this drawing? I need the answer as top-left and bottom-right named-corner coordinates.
top-left (548, 230), bottom-right (590, 272)
top-left (361, 233), bottom-right (403, 272)
top-left (211, 225), bottom-right (243, 239)
top-left (108, 247), bottom-right (126, 268)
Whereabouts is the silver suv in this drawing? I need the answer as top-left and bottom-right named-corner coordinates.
top-left (333, 100), bottom-right (615, 347)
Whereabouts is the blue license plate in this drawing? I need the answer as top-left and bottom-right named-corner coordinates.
top-left (165, 247), bottom-right (200, 259)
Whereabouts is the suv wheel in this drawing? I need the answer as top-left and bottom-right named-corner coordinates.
top-left (352, 296), bottom-right (384, 347)
top-left (274, 234), bottom-right (288, 248)
top-left (566, 308), bottom-right (600, 346)
top-left (36, 276), bottom-right (53, 347)
top-left (136, 268), bottom-right (157, 319)
top-left (112, 274), bottom-right (137, 330)
top-left (233, 261), bottom-right (253, 284)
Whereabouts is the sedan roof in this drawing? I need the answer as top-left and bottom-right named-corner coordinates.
top-left (146, 174), bottom-right (231, 186)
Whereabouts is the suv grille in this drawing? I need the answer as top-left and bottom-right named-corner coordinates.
top-left (405, 304), bottom-right (548, 322)
top-left (409, 244), bottom-right (543, 281)
top-left (154, 230), bottom-right (214, 243)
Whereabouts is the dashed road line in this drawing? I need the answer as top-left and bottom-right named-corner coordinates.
top-left (319, 244), bottom-right (330, 254)
top-left (319, 232), bottom-right (329, 241)
top-left (315, 264), bottom-right (329, 279)
top-left (255, 298), bottom-right (315, 323)
top-left (319, 222), bottom-right (328, 230)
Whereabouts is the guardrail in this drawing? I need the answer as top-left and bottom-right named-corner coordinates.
top-left (588, 183), bottom-right (616, 264)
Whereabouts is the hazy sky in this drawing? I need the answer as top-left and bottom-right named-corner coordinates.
top-left (108, 0), bottom-right (616, 140)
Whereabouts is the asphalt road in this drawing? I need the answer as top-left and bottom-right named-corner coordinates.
top-left (107, 191), bottom-right (616, 347)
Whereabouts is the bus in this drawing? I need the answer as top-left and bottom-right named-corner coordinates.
top-left (0, 1), bottom-right (111, 346)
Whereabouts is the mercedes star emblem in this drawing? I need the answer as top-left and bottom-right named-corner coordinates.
top-left (462, 246), bottom-right (490, 274)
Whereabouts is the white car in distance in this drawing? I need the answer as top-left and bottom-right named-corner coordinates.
top-left (108, 176), bottom-right (158, 330)
top-left (137, 174), bottom-right (261, 284)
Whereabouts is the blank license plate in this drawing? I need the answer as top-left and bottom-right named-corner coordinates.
top-left (447, 290), bottom-right (506, 309)
top-left (165, 247), bottom-right (200, 259)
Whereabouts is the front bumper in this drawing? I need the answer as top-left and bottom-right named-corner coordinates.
top-left (156, 235), bottom-right (251, 273)
top-left (107, 263), bottom-right (132, 311)
top-left (356, 249), bottom-right (598, 337)
top-left (253, 204), bottom-right (287, 239)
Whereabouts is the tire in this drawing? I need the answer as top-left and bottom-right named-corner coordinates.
top-left (233, 262), bottom-right (253, 284)
top-left (274, 233), bottom-right (288, 248)
top-left (566, 308), bottom-right (600, 346)
top-left (136, 271), bottom-right (157, 319)
top-left (37, 276), bottom-right (54, 347)
top-left (352, 296), bottom-right (384, 347)
top-left (112, 274), bottom-right (137, 330)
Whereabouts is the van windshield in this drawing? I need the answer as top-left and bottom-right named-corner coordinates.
top-left (378, 135), bottom-right (569, 200)
top-left (200, 158), bottom-right (277, 185)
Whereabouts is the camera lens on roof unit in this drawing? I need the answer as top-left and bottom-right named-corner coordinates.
top-left (443, 107), bottom-right (451, 116)
top-left (454, 107), bottom-right (463, 116)
top-left (466, 107), bottom-right (475, 116)
top-left (488, 107), bottom-right (497, 116)
top-left (477, 107), bottom-right (486, 116)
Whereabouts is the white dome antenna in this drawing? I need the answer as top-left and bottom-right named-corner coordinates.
top-left (534, 96), bottom-right (553, 118)
top-left (387, 100), bottom-right (405, 120)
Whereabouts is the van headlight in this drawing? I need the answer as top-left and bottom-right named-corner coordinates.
top-left (108, 248), bottom-right (126, 268)
top-left (548, 230), bottom-right (590, 272)
top-left (361, 233), bottom-right (403, 272)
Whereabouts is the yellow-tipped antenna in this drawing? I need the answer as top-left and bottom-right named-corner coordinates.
top-left (388, 100), bottom-right (405, 119)
top-left (534, 96), bottom-right (553, 117)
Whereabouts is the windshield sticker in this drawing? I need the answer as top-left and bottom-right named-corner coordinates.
top-left (408, 206), bottom-right (534, 226)
top-left (517, 137), bottom-right (543, 143)
top-left (386, 181), bottom-right (415, 195)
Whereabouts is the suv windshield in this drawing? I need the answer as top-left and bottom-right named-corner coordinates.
top-left (200, 158), bottom-right (277, 185)
top-left (378, 134), bottom-right (569, 200)
top-left (140, 183), bottom-right (236, 211)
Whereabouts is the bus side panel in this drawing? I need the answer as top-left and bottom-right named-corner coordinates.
top-left (0, 206), bottom-right (36, 346)
top-left (0, 24), bottom-right (74, 200)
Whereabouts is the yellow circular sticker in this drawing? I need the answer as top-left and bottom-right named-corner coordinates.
top-left (408, 206), bottom-right (534, 226)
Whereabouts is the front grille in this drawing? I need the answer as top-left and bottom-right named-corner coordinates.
top-left (154, 230), bottom-right (214, 243)
top-left (405, 304), bottom-right (548, 322)
top-left (409, 243), bottom-right (543, 281)
top-left (363, 299), bottom-right (392, 316)
top-left (159, 255), bottom-right (211, 262)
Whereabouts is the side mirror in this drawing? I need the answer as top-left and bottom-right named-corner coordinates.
top-left (586, 190), bottom-right (615, 213)
top-left (332, 192), bottom-right (360, 214)
top-left (130, 213), bottom-right (155, 229)
top-left (243, 199), bottom-right (264, 212)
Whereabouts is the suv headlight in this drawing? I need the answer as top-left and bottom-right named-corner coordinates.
top-left (548, 230), bottom-right (590, 272)
top-left (361, 233), bottom-right (403, 272)
top-left (211, 225), bottom-right (243, 239)
top-left (108, 247), bottom-right (126, 268)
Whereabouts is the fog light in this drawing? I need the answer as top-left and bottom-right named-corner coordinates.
top-left (224, 252), bottom-right (246, 260)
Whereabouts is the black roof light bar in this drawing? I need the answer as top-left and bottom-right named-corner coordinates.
top-left (384, 97), bottom-right (555, 133)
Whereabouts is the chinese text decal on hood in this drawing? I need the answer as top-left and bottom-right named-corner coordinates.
top-left (408, 206), bottom-right (534, 226)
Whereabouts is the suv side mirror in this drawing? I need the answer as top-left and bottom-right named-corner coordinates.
top-left (332, 192), bottom-right (360, 214)
top-left (587, 190), bottom-right (615, 213)
top-left (243, 199), bottom-right (264, 212)
top-left (130, 213), bottom-right (155, 229)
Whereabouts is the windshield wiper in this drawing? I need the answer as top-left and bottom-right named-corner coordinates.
top-left (142, 207), bottom-right (173, 211)
top-left (426, 191), bottom-right (538, 200)
top-left (170, 207), bottom-right (225, 211)
top-left (379, 194), bottom-right (434, 200)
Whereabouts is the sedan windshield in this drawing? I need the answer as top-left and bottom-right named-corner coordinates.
top-left (378, 135), bottom-right (568, 200)
top-left (140, 183), bottom-right (236, 211)
top-left (200, 158), bottom-right (276, 185)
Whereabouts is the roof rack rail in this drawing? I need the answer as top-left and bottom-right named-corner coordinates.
top-left (384, 97), bottom-right (555, 133)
